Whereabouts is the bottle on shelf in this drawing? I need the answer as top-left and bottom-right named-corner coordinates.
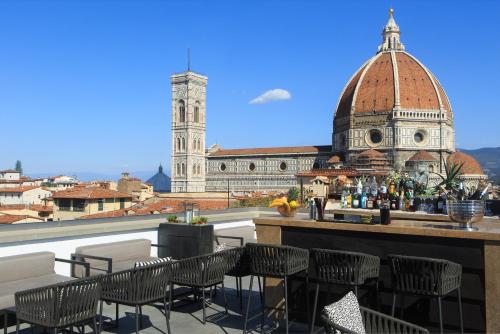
top-left (366, 193), bottom-right (374, 209)
top-left (469, 184), bottom-right (489, 200)
top-left (398, 192), bottom-right (404, 211)
top-left (360, 192), bottom-right (367, 209)
top-left (346, 190), bottom-right (352, 208)
top-left (356, 179), bottom-right (363, 196)
top-left (435, 193), bottom-right (445, 214)
top-left (389, 192), bottom-right (398, 210)
top-left (352, 192), bottom-right (360, 209)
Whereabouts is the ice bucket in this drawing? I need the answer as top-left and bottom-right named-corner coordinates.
top-left (447, 200), bottom-right (485, 231)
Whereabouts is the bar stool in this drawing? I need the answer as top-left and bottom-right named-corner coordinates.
top-left (309, 248), bottom-right (380, 334)
top-left (243, 243), bottom-right (309, 334)
top-left (388, 254), bottom-right (463, 334)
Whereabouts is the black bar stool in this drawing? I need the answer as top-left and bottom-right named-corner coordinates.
top-left (309, 248), bottom-right (380, 334)
top-left (388, 254), bottom-right (463, 334)
top-left (243, 243), bottom-right (309, 334)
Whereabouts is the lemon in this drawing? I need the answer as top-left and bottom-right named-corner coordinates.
top-left (289, 200), bottom-right (298, 209)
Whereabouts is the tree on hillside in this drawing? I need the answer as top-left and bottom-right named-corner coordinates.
top-left (15, 160), bottom-right (23, 174)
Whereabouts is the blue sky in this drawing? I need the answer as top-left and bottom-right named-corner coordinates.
top-left (0, 0), bottom-right (499, 177)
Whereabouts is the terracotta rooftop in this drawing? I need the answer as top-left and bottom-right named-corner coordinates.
top-left (0, 186), bottom-right (40, 193)
top-left (408, 150), bottom-right (437, 162)
top-left (0, 215), bottom-right (41, 224)
top-left (327, 155), bottom-right (342, 163)
top-left (358, 149), bottom-right (385, 158)
top-left (335, 51), bottom-right (451, 119)
top-left (77, 208), bottom-right (132, 219)
top-left (296, 168), bottom-right (361, 177)
top-left (447, 152), bottom-right (484, 175)
top-left (209, 145), bottom-right (332, 157)
top-left (0, 169), bottom-right (20, 174)
top-left (52, 187), bottom-right (132, 199)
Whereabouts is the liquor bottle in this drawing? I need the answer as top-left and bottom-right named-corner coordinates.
top-left (458, 182), bottom-right (465, 201)
top-left (360, 192), bottom-right (367, 209)
top-left (435, 193), bottom-right (445, 214)
top-left (356, 180), bottom-right (363, 195)
top-left (389, 192), bottom-right (397, 210)
top-left (380, 185), bottom-right (387, 200)
top-left (398, 192), bottom-right (404, 211)
top-left (340, 189), bottom-right (346, 208)
top-left (469, 184), bottom-right (489, 200)
top-left (366, 194), bottom-right (374, 209)
top-left (408, 190), bottom-right (415, 212)
top-left (352, 192), bottom-right (360, 208)
top-left (346, 190), bottom-right (352, 208)
top-left (388, 181), bottom-right (396, 195)
top-left (375, 192), bottom-right (383, 209)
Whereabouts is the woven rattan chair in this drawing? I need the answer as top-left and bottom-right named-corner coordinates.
top-left (100, 261), bottom-right (172, 334)
top-left (388, 254), bottom-right (463, 334)
top-left (321, 305), bottom-right (430, 334)
top-left (215, 236), bottom-right (263, 310)
top-left (171, 250), bottom-right (230, 324)
top-left (15, 277), bottom-right (101, 334)
top-left (309, 249), bottom-right (380, 334)
top-left (243, 243), bottom-right (309, 334)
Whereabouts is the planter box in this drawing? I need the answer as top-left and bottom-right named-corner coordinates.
top-left (158, 223), bottom-right (214, 260)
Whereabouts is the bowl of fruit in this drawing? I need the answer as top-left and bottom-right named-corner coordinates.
top-left (269, 188), bottom-right (299, 217)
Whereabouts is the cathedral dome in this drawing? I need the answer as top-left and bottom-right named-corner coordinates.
top-left (334, 10), bottom-right (452, 121)
top-left (447, 152), bottom-right (484, 175)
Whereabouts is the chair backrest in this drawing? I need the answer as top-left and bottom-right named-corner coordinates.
top-left (15, 277), bottom-right (101, 328)
top-left (0, 252), bottom-right (55, 284)
top-left (75, 239), bottom-right (152, 262)
top-left (101, 261), bottom-right (171, 304)
top-left (310, 248), bottom-right (380, 285)
top-left (321, 305), bottom-right (430, 334)
top-left (388, 254), bottom-right (461, 296)
top-left (246, 243), bottom-right (309, 277)
top-left (172, 250), bottom-right (230, 287)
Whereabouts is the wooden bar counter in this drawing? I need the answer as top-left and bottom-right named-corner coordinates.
top-left (254, 215), bottom-right (500, 333)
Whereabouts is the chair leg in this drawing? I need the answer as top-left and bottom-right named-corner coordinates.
top-left (354, 285), bottom-right (358, 298)
top-left (98, 300), bottom-right (103, 334)
top-left (257, 276), bottom-right (263, 303)
top-left (202, 288), bottom-right (206, 324)
top-left (400, 294), bottom-right (405, 319)
top-left (457, 288), bottom-right (464, 334)
top-left (139, 306), bottom-right (143, 328)
top-left (310, 282), bottom-right (320, 334)
top-left (15, 319), bottom-right (19, 334)
top-left (243, 274), bottom-right (254, 334)
top-left (93, 317), bottom-right (98, 334)
top-left (236, 277), bottom-right (240, 296)
top-left (375, 280), bottom-right (381, 311)
top-left (115, 303), bottom-right (119, 327)
top-left (169, 282), bottom-right (174, 319)
top-left (305, 275), bottom-right (310, 332)
top-left (164, 296), bottom-right (172, 334)
top-left (284, 276), bottom-right (289, 334)
top-left (221, 281), bottom-right (229, 314)
top-left (261, 277), bottom-right (266, 334)
top-left (438, 296), bottom-right (444, 334)
top-left (3, 311), bottom-right (7, 334)
top-left (239, 277), bottom-right (244, 311)
top-left (391, 292), bottom-right (397, 317)
top-left (135, 305), bottom-right (139, 334)
top-left (54, 328), bottom-right (58, 334)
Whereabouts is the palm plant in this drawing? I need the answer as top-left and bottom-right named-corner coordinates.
top-left (434, 161), bottom-right (463, 198)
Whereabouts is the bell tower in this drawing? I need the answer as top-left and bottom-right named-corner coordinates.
top-left (170, 68), bottom-right (207, 193)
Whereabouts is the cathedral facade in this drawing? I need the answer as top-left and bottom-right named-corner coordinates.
top-left (170, 10), bottom-right (485, 194)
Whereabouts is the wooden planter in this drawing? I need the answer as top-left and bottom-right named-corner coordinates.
top-left (157, 223), bottom-right (214, 260)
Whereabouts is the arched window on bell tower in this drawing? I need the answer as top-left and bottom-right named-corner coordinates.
top-left (176, 163), bottom-right (181, 176)
top-left (194, 101), bottom-right (200, 123)
top-left (176, 138), bottom-right (181, 152)
top-left (179, 100), bottom-right (186, 123)
top-left (181, 163), bottom-right (186, 176)
top-left (182, 138), bottom-right (186, 151)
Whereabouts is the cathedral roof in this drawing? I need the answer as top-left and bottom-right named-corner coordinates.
top-left (358, 149), bottom-right (384, 158)
top-left (408, 150), bottom-right (437, 162)
top-left (334, 10), bottom-right (452, 120)
top-left (208, 145), bottom-right (332, 157)
top-left (146, 165), bottom-right (171, 193)
top-left (447, 152), bottom-right (484, 175)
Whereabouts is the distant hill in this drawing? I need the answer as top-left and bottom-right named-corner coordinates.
top-left (461, 147), bottom-right (500, 184)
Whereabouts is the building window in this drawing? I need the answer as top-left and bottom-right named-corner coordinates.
top-left (119, 198), bottom-right (125, 209)
top-left (97, 199), bottom-right (104, 211)
top-left (219, 163), bottom-right (227, 172)
top-left (249, 162), bottom-right (256, 172)
top-left (194, 101), bottom-right (200, 123)
top-left (369, 129), bottom-right (383, 144)
top-left (313, 162), bottom-right (319, 169)
top-left (197, 139), bottom-right (201, 151)
top-left (193, 164), bottom-right (197, 175)
top-left (177, 138), bottom-right (181, 152)
top-left (176, 163), bottom-right (181, 176)
top-left (182, 138), bottom-right (186, 151)
top-left (197, 165), bottom-right (201, 175)
top-left (58, 199), bottom-right (71, 211)
top-left (279, 162), bottom-right (287, 171)
top-left (193, 139), bottom-right (197, 150)
top-left (179, 100), bottom-right (186, 123)
top-left (181, 163), bottom-right (186, 176)
top-left (414, 131), bottom-right (425, 143)
top-left (73, 199), bottom-right (85, 212)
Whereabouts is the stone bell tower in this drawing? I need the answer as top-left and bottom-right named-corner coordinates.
top-left (170, 67), bottom-right (207, 193)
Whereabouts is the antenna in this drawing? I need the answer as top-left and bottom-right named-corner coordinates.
top-left (187, 48), bottom-right (191, 71)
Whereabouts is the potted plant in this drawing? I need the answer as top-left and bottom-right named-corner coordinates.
top-left (191, 216), bottom-right (208, 225)
top-left (167, 215), bottom-right (179, 223)
top-left (269, 187), bottom-right (300, 217)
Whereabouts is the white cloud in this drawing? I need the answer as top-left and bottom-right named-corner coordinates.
top-left (249, 89), bottom-right (291, 104)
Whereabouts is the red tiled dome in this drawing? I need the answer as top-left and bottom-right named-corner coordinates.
top-left (408, 150), bottom-right (437, 162)
top-left (447, 152), bottom-right (484, 175)
top-left (334, 51), bottom-right (451, 119)
top-left (358, 149), bottom-right (384, 158)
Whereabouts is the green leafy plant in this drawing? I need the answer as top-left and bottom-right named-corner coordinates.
top-left (191, 216), bottom-right (208, 225)
top-left (167, 215), bottom-right (178, 223)
top-left (287, 187), bottom-right (300, 202)
top-left (435, 162), bottom-right (463, 195)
